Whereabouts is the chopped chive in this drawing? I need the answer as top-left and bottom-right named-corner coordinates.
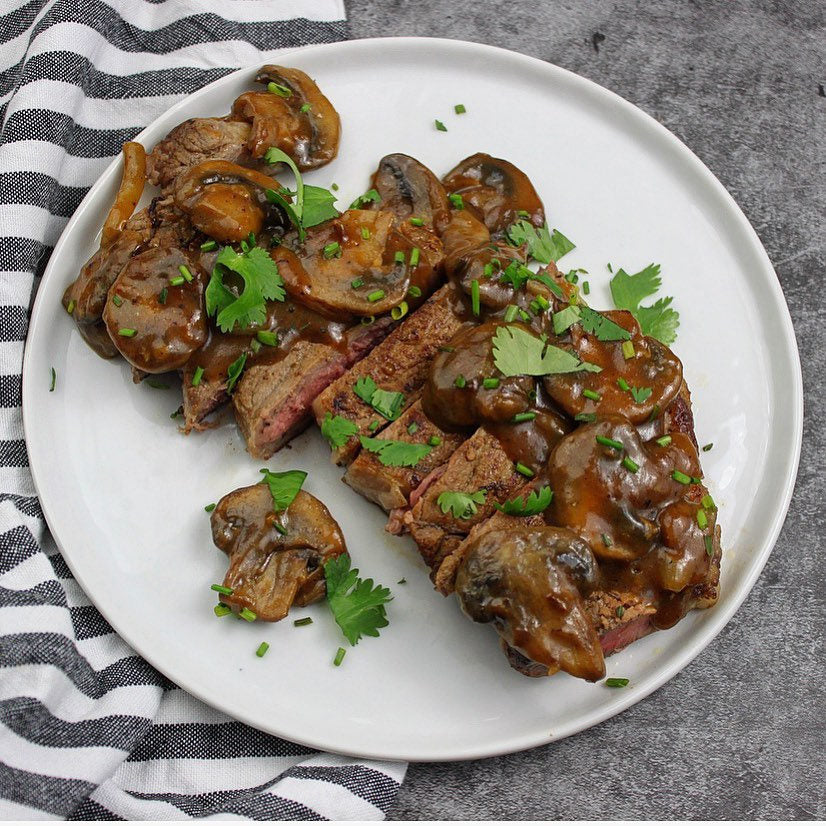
top-left (397, 578), bottom-right (407, 585)
top-left (583, 389), bottom-right (601, 402)
top-left (211, 584), bottom-right (233, 596)
top-left (622, 456), bottom-right (640, 473)
top-left (323, 241), bottom-right (341, 259)
top-left (109, 294), bottom-right (123, 308)
top-left (200, 239), bottom-right (217, 251)
top-left (696, 508), bottom-right (708, 529)
top-left (617, 377), bottom-right (630, 392)
top-left (701, 494), bottom-right (716, 510)
top-left (517, 210), bottom-right (531, 219)
top-left (407, 285), bottom-right (422, 298)
top-left (66, 299), bottom-right (75, 314)
top-left (575, 412), bottom-right (597, 422)
top-left (503, 305), bottom-right (518, 322)
top-left (672, 469), bottom-right (692, 484)
top-left (566, 271), bottom-right (579, 285)
top-left (333, 647), bottom-right (346, 666)
top-left (204, 503), bottom-right (216, 513)
top-left (512, 412), bottom-right (536, 423)
top-left (214, 603), bottom-right (232, 617)
top-left (394, 250), bottom-right (405, 264)
top-left (256, 330), bottom-right (278, 346)
top-left (169, 275), bottom-right (185, 287)
top-left (368, 420), bottom-right (379, 431)
top-left (454, 374), bottom-right (466, 389)
top-left (360, 315), bottom-right (375, 325)
top-left (300, 102), bottom-right (311, 113)
top-left (691, 476), bottom-right (703, 484)
top-left (360, 226), bottom-right (371, 239)
top-left (250, 338), bottom-right (262, 354)
top-left (273, 521), bottom-right (288, 536)
top-left (331, 183), bottom-right (339, 191)
top-left (704, 535), bottom-right (714, 556)
top-left (239, 607), bottom-right (257, 622)
top-left (655, 435), bottom-right (672, 447)
top-left (49, 367), bottom-right (56, 392)
top-left (407, 422), bottom-right (419, 435)
top-left (158, 287), bottom-right (168, 305)
top-left (178, 264), bottom-right (193, 282)
top-left (267, 81), bottom-right (291, 97)
top-left (255, 642), bottom-right (270, 657)
top-left (191, 366), bottom-right (204, 387)
top-left (518, 309), bottom-right (531, 322)
top-left (351, 278), bottom-right (364, 289)
top-left (454, 103), bottom-right (466, 114)
top-left (391, 301), bottom-right (409, 321)
top-left (428, 436), bottom-right (441, 446)
top-left (616, 605), bottom-right (625, 618)
top-left (294, 617), bottom-right (313, 626)
top-left (605, 677), bottom-right (629, 688)
top-left (622, 340), bottom-right (636, 360)
top-left (702, 442), bottom-right (713, 452)
top-left (409, 247), bottom-right (421, 267)
top-left (515, 462), bottom-right (534, 478)
top-left (596, 435), bottom-right (623, 450)
top-left (529, 300), bottom-right (541, 315)
top-left (367, 289), bottom-right (385, 303)
top-left (602, 533), bottom-right (613, 547)
top-left (583, 280), bottom-right (590, 295)
top-left (170, 408), bottom-right (182, 419)
top-left (534, 294), bottom-right (550, 311)
top-left (483, 377), bottom-right (500, 389)
top-left (118, 328), bottom-right (136, 337)
top-left (483, 263), bottom-right (493, 278)
top-left (145, 379), bottom-right (169, 389)
top-left (449, 193), bottom-right (464, 209)
top-left (471, 279), bottom-right (480, 316)
top-left (434, 119), bottom-right (447, 132)
top-left (409, 217), bottom-right (424, 227)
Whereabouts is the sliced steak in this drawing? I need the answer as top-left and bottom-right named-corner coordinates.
top-left (342, 400), bottom-right (464, 511)
top-left (311, 284), bottom-right (465, 465)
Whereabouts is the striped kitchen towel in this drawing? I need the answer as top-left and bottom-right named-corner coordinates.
top-left (0, 1), bottom-right (407, 819)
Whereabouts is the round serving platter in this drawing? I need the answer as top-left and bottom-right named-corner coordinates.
top-left (22, 37), bottom-right (802, 761)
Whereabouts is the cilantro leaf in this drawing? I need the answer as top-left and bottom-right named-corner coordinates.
top-left (507, 220), bottom-right (575, 263)
top-left (324, 553), bottom-right (392, 645)
top-left (436, 490), bottom-right (486, 519)
top-left (320, 413), bottom-right (358, 449)
top-left (499, 260), bottom-right (534, 290)
top-left (609, 263), bottom-right (679, 344)
top-left (530, 270), bottom-right (565, 299)
top-left (492, 325), bottom-right (586, 377)
top-left (259, 468), bottom-right (307, 512)
top-left (353, 376), bottom-right (378, 404)
top-left (495, 485), bottom-right (553, 516)
top-left (302, 184), bottom-right (340, 228)
top-left (552, 304), bottom-right (581, 335)
top-left (225, 352), bottom-right (247, 393)
top-left (359, 436), bottom-right (432, 467)
top-left (370, 388), bottom-right (405, 421)
top-left (630, 386), bottom-right (653, 403)
top-left (208, 246), bottom-right (285, 333)
top-left (578, 306), bottom-right (632, 341)
top-left (349, 188), bottom-right (381, 209)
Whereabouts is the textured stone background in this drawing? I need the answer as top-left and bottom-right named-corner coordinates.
top-left (345, 0), bottom-right (825, 819)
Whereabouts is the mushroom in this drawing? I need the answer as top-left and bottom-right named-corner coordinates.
top-left (210, 483), bottom-right (347, 621)
top-left (455, 526), bottom-right (606, 681)
top-left (101, 142), bottom-right (146, 249)
top-left (273, 209), bottom-right (442, 319)
top-left (442, 153), bottom-right (545, 237)
top-left (173, 160), bottom-right (289, 244)
top-left (231, 65), bottom-right (341, 170)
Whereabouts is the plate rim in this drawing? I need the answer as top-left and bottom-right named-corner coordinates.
top-left (21, 35), bottom-right (804, 762)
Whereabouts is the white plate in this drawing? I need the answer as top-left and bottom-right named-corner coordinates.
top-left (22, 37), bottom-right (802, 761)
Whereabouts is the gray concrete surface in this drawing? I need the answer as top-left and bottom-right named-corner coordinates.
top-left (345, 1), bottom-right (825, 820)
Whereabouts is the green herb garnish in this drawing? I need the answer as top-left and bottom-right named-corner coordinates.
top-left (492, 325), bottom-right (593, 377)
top-left (324, 553), bottom-right (392, 645)
top-left (437, 490), bottom-right (486, 520)
top-left (225, 352), bottom-right (247, 393)
top-left (609, 263), bottom-right (679, 344)
top-left (320, 413), bottom-right (358, 449)
top-left (358, 436), bottom-right (432, 467)
top-left (495, 485), bottom-right (553, 516)
top-left (506, 220), bottom-right (575, 263)
top-left (259, 467), bottom-right (307, 511)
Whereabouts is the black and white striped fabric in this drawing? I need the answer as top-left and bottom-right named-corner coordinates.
top-left (0, 1), bottom-right (407, 819)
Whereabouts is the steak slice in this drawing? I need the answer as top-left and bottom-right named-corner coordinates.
top-left (233, 318), bottom-right (395, 459)
top-left (147, 117), bottom-right (252, 190)
top-left (342, 400), bottom-right (464, 511)
top-left (403, 427), bottom-right (525, 576)
top-left (311, 284), bottom-right (465, 465)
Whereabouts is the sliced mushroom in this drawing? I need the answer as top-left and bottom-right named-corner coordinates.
top-left (173, 160), bottom-right (288, 243)
top-left (547, 415), bottom-right (702, 561)
top-left (101, 142), bottom-right (146, 249)
top-left (367, 153), bottom-right (451, 233)
top-left (273, 209), bottom-right (442, 319)
top-left (442, 153), bottom-right (545, 236)
top-left (210, 484), bottom-right (347, 622)
top-left (542, 310), bottom-right (683, 424)
top-left (102, 246), bottom-right (208, 373)
top-left (231, 65), bottom-right (341, 170)
top-left (455, 526), bottom-right (606, 681)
